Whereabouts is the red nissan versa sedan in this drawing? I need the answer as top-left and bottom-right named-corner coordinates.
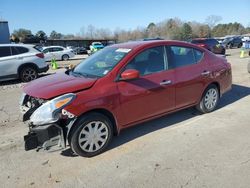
top-left (20, 40), bottom-right (232, 157)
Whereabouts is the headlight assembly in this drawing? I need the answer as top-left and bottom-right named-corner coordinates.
top-left (30, 93), bottom-right (76, 125)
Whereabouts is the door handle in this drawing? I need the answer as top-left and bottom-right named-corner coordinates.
top-left (201, 71), bottom-right (210, 76)
top-left (16, 57), bottom-right (23, 60)
top-left (160, 80), bottom-right (172, 85)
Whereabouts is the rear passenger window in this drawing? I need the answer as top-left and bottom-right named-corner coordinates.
top-left (193, 49), bottom-right (204, 62)
top-left (16, 47), bottom-right (28, 54)
top-left (11, 47), bottom-right (29, 55)
top-left (166, 46), bottom-right (203, 68)
top-left (52, 48), bottom-right (63, 52)
top-left (0, 47), bottom-right (11, 58)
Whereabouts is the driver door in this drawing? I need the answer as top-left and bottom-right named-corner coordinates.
top-left (117, 46), bottom-right (175, 126)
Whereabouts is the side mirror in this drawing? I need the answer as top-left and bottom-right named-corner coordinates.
top-left (120, 69), bottom-right (139, 81)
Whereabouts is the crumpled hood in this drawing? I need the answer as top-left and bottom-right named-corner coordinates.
top-left (23, 72), bottom-right (97, 99)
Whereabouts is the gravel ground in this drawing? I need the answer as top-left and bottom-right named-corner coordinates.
top-left (0, 49), bottom-right (249, 188)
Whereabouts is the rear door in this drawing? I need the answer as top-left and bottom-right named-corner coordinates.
top-left (117, 46), bottom-right (176, 126)
top-left (166, 45), bottom-right (208, 108)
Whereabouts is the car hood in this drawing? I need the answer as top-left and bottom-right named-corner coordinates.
top-left (23, 72), bottom-right (97, 99)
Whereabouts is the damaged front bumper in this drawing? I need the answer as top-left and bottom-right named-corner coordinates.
top-left (24, 123), bottom-right (65, 151)
top-left (20, 93), bottom-right (77, 152)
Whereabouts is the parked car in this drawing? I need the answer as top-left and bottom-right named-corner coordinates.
top-left (89, 42), bottom-right (104, 54)
top-left (242, 36), bottom-right (250, 42)
top-left (75, 47), bottom-right (88, 54)
top-left (191, 38), bottom-right (226, 55)
top-left (222, 37), bottom-right (242, 48)
top-left (42, 46), bottom-right (75, 61)
top-left (20, 40), bottom-right (232, 157)
top-left (0, 44), bottom-right (48, 82)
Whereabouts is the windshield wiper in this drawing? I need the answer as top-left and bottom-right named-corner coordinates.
top-left (71, 71), bottom-right (100, 78)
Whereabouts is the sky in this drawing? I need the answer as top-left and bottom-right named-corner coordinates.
top-left (0, 0), bottom-right (249, 35)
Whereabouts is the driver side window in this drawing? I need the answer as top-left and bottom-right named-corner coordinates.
top-left (125, 46), bottom-right (165, 76)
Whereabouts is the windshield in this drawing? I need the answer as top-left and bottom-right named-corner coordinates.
top-left (72, 47), bottom-right (131, 78)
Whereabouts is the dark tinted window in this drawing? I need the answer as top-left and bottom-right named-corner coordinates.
top-left (0, 47), bottom-right (11, 57)
top-left (52, 47), bottom-right (63, 52)
top-left (206, 39), bottom-right (219, 46)
top-left (11, 47), bottom-right (29, 55)
top-left (167, 46), bottom-right (201, 68)
top-left (125, 46), bottom-right (165, 76)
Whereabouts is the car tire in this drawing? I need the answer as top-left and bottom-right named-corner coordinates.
top-left (69, 112), bottom-right (113, 157)
top-left (62, 54), bottom-right (69, 61)
top-left (221, 49), bottom-right (226, 55)
top-left (238, 43), bottom-right (242, 48)
top-left (19, 66), bottom-right (38, 82)
top-left (196, 84), bottom-right (219, 114)
top-left (228, 43), bottom-right (233, 49)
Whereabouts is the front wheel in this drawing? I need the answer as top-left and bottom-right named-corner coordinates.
top-left (69, 113), bottom-right (113, 157)
top-left (196, 85), bottom-right (219, 113)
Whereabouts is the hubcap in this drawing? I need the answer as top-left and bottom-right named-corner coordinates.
top-left (204, 88), bottom-right (218, 110)
top-left (22, 68), bottom-right (37, 81)
top-left (78, 121), bottom-right (109, 152)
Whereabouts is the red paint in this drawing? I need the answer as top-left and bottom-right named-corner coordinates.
top-left (23, 40), bottom-right (232, 133)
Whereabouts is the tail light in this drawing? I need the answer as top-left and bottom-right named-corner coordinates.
top-left (198, 44), bottom-right (206, 47)
top-left (36, 53), bottom-right (44, 58)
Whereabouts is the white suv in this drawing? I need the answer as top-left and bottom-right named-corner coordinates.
top-left (0, 44), bottom-right (49, 82)
top-left (42, 46), bottom-right (75, 61)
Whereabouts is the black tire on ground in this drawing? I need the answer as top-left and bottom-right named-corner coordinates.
top-left (221, 49), bottom-right (226, 55)
top-left (69, 112), bottom-right (113, 157)
top-left (19, 66), bottom-right (38, 82)
top-left (238, 43), bottom-right (243, 48)
top-left (196, 84), bottom-right (219, 114)
top-left (228, 43), bottom-right (233, 49)
top-left (62, 54), bottom-right (69, 61)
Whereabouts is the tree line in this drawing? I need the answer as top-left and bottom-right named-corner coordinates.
top-left (11, 16), bottom-right (250, 43)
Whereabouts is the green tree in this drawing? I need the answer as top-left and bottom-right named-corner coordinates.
top-left (180, 23), bottom-right (192, 41)
top-left (12, 28), bottom-right (32, 40)
top-left (50, 30), bottom-right (63, 39)
top-left (36, 30), bottom-right (47, 40)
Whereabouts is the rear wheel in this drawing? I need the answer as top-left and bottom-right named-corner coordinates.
top-left (62, 54), bottom-right (69, 61)
top-left (19, 66), bottom-right (38, 82)
top-left (196, 85), bottom-right (219, 113)
top-left (238, 43), bottom-right (242, 48)
top-left (69, 113), bottom-right (113, 157)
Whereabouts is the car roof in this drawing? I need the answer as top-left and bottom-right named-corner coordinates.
top-left (43, 46), bottom-right (65, 49)
top-left (111, 40), bottom-right (199, 50)
top-left (0, 43), bottom-right (35, 47)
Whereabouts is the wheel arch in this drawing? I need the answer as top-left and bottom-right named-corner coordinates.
top-left (61, 54), bottom-right (69, 60)
top-left (17, 63), bottom-right (39, 77)
top-left (198, 81), bottom-right (221, 103)
top-left (67, 108), bottom-right (119, 143)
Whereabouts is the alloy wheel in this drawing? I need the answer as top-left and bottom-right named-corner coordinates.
top-left (22, 68), bottom-right (37, 82)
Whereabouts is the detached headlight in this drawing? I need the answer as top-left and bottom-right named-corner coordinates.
top-left (30, 93), bottom-right (76, 125)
